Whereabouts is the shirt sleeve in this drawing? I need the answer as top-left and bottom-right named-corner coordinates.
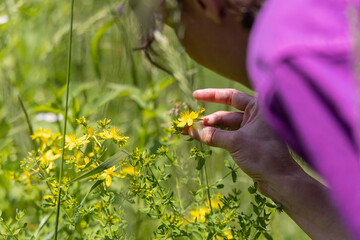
top-left (261, 53), bottom-right (360, 238)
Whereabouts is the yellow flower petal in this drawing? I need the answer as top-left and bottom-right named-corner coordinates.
top-left (106, 175), bottom-right (112, 187)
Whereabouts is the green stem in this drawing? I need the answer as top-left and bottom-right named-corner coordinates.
top-left (54, 0), bottom-right (75, 239)
top-left (0, 217), bottom-right (19, 240)
top-left (18, 95), bottom-right (38, 153)
top-left (211, 166), bottom-right (240, 188)
top-left (204, 163), bottom-right (212, 213)
top-left (175, 177), bottom-right (183, 209)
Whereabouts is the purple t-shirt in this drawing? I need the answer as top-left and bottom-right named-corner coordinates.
top-left (248, 0), bottom-right (360, 238)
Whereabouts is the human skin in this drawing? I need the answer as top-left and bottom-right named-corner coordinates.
top-left (189, 89), bottom-right (351, 239)
top-left (179, 0), bottom-right (251, 87)
top-left (175, 0), bottom-right (352, 239)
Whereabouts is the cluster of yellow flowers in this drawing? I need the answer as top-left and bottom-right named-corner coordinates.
top-left (19, 117), bottom-right (132, 207)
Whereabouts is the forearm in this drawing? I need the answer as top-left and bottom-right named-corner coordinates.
top-left (259, 163), bottom-right (351, 240)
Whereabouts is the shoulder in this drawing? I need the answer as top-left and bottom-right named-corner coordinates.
top-left (247, 0), bottom-right (356, 93)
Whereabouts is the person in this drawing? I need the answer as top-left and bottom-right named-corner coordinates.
top-left (133, 0), bottom-right (360, 238)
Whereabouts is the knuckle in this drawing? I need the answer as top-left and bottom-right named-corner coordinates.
top-left (202, 127), bottom-right (216, 146)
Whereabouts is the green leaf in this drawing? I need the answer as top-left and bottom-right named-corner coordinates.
top-left (265, 202), bottom-right (277, 208)
top-left (90, 19), bottom-right (115, 79)
top-left (196, 157), bottom-right (205, 170)
top-left (73, 180), bottom-right (103, 229)
top-left (157, 78), bottom-right (175, 92)
top-left (254, 231), bottom-right (261, 240)
top-left (32, 105), bottom-right (65, 115)
top-left (216, 184), bottom-right (224, 189)
top-left (67, 151), bottom-right (129, 184)
top-left (33, 213), bottom-right (53, 238)
top-left (248, 185), bottom-right (257, 194)
top-left (252, 203), bottom-right (260, 215)
top-left (263, 231), bottom-right (274, 240)
top-left (231, 170), bottom-right (237, 183)
top-left (142, 109), bottom-right (157, 120)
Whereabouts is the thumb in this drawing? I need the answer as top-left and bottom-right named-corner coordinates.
top-left (188, 124), bottom-right (236, 152)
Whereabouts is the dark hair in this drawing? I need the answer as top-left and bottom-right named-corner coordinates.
top-left (131, 0), bottom-right (264, 75)
top-left (224, 0), bottom-right (265, 29)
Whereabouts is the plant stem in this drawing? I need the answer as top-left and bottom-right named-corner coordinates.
top-left (18, 95), bottom-right (38, 153)
top-left (54, 0), bottom-right (75, 238)
top-left (204, 163), bottom-right (212, 213)
top-left (175, 177), bottom-right (183, 209)
top-left (0, 217), bottom-right (19, 240)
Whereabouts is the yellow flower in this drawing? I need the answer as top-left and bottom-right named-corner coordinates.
top-left (43, 195), bottom-right (56, 205)
top-left (218, 230), bottom-right (233, 240)
top-left (87, 126), bottom-right (101, 147)
top-left (98, 127), bottom-right (128, 145)
top-left (209, 193), bottom-right (224, 210)
top-left (187, 194), bottom-right (223, 223)
top-left (177, 110), bottom-right (199, 128)
top-left (30, 128), bottom-right (51, 140)
top-left (65, 134), bottom-right (89, 150)
top-left (75, 156), bottom-right (91, 169)
top-left (31, 128), bottom-right (53, 148)
top-left (118, 164), bottom-right (138, 177)
top-left (23, 171), bottom-right (32, 188)
top-left (39, 150), bottom-right (60, 172)
top-left (188, 206), bottom-right (210, 223)
top-left (65, 134), bottom-right (77, 150)
top-left (101, 165), bottom-right (120, 187)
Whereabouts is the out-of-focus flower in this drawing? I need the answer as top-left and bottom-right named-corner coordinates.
top-left (188, 206), bottom-right (210, 223)
top-left (218, 230), bottom-right (234, 240)
top-left (0, 15), bottom-right (9, 25)
top-left (98, 127), bottom-right (128, 145)
top-left (35, 113), bottom-right (63, 123)
top-left (74, 156), bottom-right (91, 169)
top-left (188, 194), bottom-right (224, 223)
top-left (31, 128), bottom-right (51, 140)
top-left (65, 134), bottom-right (89, 150)
top-left (209, 193), bottom-right (224, 210)
top-left (39, 150), bottom-right (61, 172)
top-left (118, 164), bottom-right (138, 177)
top-left (23, 171), bottom-right (32, 188)
top-left (101, 166), bottom-right (121, 187)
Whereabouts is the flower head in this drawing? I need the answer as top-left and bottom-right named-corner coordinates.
top-left (177, 110), bottom-right (199, 128)
top-left (101, 165), bottom-right (121, 187)
top-left (98, 127), bottom-right (128, 146)
top-left (30, 128), bottom-right (51, 140)
top-left (65, 134), bottom-right (89, 150)
top-left (188, 206), bottom-right (210, 223)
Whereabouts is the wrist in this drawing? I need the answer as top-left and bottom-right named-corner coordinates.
top-left (257, 169), bottom-right (307, 205)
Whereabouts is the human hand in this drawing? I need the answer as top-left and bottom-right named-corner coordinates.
top-left (189, 88), bottom-right (301, 195)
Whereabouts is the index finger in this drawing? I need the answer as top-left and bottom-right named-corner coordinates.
top-left (193, 88), bottom-right (253, 111)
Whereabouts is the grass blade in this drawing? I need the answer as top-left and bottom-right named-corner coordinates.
top-left (54, 0), bottom-right (75, 239)
top-left (18, 96), bottom-right (38, 152)
top-left (67, 151), bottom-right (129, 184)
top-left (33, 212), bottom-right (53, 238)
top-left (73, 180), bottom-right (103, 229)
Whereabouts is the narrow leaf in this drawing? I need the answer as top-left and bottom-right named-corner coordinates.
top-left (231, 170), bottom-right (237, 183)
top-left (67, 151), bottom-right (129, 184)
top-left (73, 180), bottom-right (103, 228)
top-left (33, 213), bottom-right (53, 238)
top-left (196, 158), bottom-right (205, 170)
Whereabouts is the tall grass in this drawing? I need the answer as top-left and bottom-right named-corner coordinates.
top-left (54, 0), bottom-right (75, 238)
